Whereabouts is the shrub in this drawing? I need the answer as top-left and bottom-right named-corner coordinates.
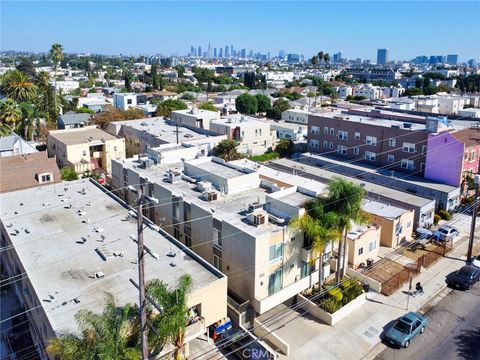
top-left (328, 288), bottom-right (343, 302)
top-left (61, 167), bottom-right (79, 181)
top-left (248, 152), bottom-right (279, 162)
top-left (341, 281), bottom-right (364, 304)
top-left (319, 298), bottom-right (342, 314)
top-left (437, 210), bottom-right (451, 220)
top-left (434, 214), bottom-right (441, 224)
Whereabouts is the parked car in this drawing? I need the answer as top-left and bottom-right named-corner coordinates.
top-left (446, 265), bottom-right (480, 290)
top-left (415, 227), bottom-right (433, 239)
top-left (384, 312), bottom-right (428, 348)
top-left (433, 225), bottom-right (459, 242)
top-left (471, 254), bottom-right (480, 268)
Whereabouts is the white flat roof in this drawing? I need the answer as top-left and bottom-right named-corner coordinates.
top-left (1, 180), bottom-right (222, 333)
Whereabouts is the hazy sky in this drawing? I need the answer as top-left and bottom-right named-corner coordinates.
top-left (2, 1), bottom-right (479, 61)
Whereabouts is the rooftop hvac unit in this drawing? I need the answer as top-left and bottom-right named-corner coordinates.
top-left (139, 159), bottom-right (154, 169)
top-left (248, 202), bottom-right (263, 212)
top-left (207, 191), bottom-right (218, 202)
top-left (196, 180), bottom-right (212, 192)
top-left (167, 170), bottom-right (182, 183)
top-left (253, 213), bottom-right (266, 226)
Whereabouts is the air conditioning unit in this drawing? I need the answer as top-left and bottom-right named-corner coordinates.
top-left (207, 191), bottom-right (218, 202)
top-left (139, 159), bottom-right (154, 169)
top-left (253, 213), bottom-right (266, 226)
top-left (167, 170), bottom-right (182, 183)
top-left (196, 180), bottom-right (212, 192)
top-left (248, 202), bottom-right (263, 212)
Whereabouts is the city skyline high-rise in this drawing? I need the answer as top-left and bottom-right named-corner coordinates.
top-left (377, 48), bottom-right (389, 64)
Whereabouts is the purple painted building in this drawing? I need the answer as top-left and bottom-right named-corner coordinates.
top-left (424, 132), bottom-right (464, 186)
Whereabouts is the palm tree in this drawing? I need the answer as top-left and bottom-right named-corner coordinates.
top-left (324, 178), bottom-right (369, 282)
top-left (289, 200), bottom-right (340, 287)
top-left (46, 293), bottom-right (140, 360)
top-left (147, 274), bottom-right (192, 360)
top-left (318, 51), bottom-right (324, 64)
top-left (1, 70), bottom-right (37, 102)
top-left (0, 99), bottom-right (22, 135)
top-left (310, 56), bottom-right (319, 66)
top-left (323, 53), bottom-right (331, 65)
top-left (18, 102), bottom-right (36, 140)
top-left (49, 43), bottom-right (64, 113)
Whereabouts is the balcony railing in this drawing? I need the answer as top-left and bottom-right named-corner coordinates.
top-left (301, 246), bottom-right (315, 263)
top-left (184, 317), bottom-right (206, 342)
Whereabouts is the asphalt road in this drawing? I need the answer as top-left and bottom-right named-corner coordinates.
top-left (376, 282), bottom-right (480, 360)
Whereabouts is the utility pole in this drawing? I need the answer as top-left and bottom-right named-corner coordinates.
top-left (136, 184), bottom-right (149, 360)
top-left (467, 175), bottom-right (480, 262)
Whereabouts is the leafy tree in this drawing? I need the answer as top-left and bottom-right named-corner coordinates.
top-left (16, 58), bottom-right (36, 78)
top-left (244, 72), bottom-right (267, 90)
top-left (212, 139), bottom-right (243, 161)
top-left (124, 108), bottom-right (146, 120)
top-left (274, 139), bottom-right (294, 157)
top-left (147, 275), bottom-right (192, 359)
top-left (123, 70), bottom-right (133, 92)
top-left (181, 93), bottom-right (195, 101)
top-left (49, 43), bottom-right (64, 113)
top-left (255, 94), bottom-right (271, 113)
top-left (175, 65), bottom-right (185, 78)
top-left (1, 70), bottom-right (38, 102)
top-left (198, 102), bottom-right (218, 112)
top-left (266, 98), bottom-right (290, 119)
top-left (46, 293), bottom-right (140, 360)
top-left (0, 99), bottom-right (22, 136)
top-left (61, 167), bottom-right (79, 181)
top-left (403, 88), bottom-right (423, 96)
top-left (235, 93), bottom-right (258, 115)
top-left (155, 99), bottom-right (188, 117)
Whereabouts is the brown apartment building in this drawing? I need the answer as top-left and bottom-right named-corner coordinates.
top-left (307, 109), bottom-right (452, 176)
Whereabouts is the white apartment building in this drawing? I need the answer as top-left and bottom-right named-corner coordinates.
top-left (436, 95), bottom-right (465, 115)
top-left (281, 109), bottom-right (310, 125)
top-left (339, 86), bottom-right (353, 99)
top-left (113, 93), bottom-right (137, 110)
top-left (353, 84), bottom-right (380, 100)
top-left (51, 80), bottom-right (80, 94)
top-left (170, 108), bottom-right (221, 131)
top-left (210, 115), bottom-right (276, 155)
top-left (270, 121), bottom-right (307, 141)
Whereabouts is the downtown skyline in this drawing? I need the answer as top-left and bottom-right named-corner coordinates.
top-left (1, 1), bottom-right (479, 62)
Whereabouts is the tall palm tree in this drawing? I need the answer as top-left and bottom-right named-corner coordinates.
top-left (323, 53), bottom-right (331, 65)
top-left (46, 293), bottom-right (140, 360)
top-left (324, 177), bottom-right (369, 282)
top-left (310, 56), bottom-right (319, 66)
top-left (1, 69), bottom-right (37, 102)
top-left (49, 43), bottom-right (64, 113)
top-left (318, 51), bottom-right (324, 64)
top-left (0, 99), bottom-right (22, 135)
top-left (18, 102), bottom-right (36, 140)
top-left (147, 274), bottom-right (192, 360)
top-left (289, 200), bottom-right (340, 287)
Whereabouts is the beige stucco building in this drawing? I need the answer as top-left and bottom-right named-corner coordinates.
top-left (47, 126), bottom-right (125, 175)
top-left (346, 224), bottom-right (381, 269)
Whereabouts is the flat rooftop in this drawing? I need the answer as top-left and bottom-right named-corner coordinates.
top-left (301, 153), bottom-right (458, 194)
top-left (268, 158), bottom-right (434, 209)
top-left (212, 114), bottom-right (267, 126)
top-left (0, 180), bottom-right (222, 333)
top-left (48, 126), bottom-right (118, 145)
top-left (113, 117), bottom-right (221, 144)
top-left (188, 158), bottom-right (246, 180)
top-left (362, 199), bottom-right (409, 219)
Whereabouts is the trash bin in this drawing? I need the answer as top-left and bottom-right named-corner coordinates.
top-left (363, 283), bottom-right (370, 293)
top-left (366, 258), bottom-right (374, 268)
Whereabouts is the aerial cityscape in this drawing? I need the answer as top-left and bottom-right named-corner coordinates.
top-left (1, 1), bottom-right (479, 360)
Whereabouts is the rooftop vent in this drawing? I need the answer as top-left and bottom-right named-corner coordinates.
top-left (203, 191), bottom-right (218, 202)
top-left (167, 170), bottom-right (182, 183)
top-left (248, 202), bottom-right (263, 212)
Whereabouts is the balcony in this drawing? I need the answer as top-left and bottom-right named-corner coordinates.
top-left (301, 246), bottom-right (315, 263)
top-left (184, 317), bottom-right (206, 342)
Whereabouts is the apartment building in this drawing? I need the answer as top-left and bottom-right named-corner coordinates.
top-left (353, 84), bottom-right (380, 100)
top-left (47, 126), bottom-right (125, 175)
top-left (346, 224), bottom-right (381, 269)
top-left (0, 180), bottom-right (227, 360)
top-left (281, 109), bottom-right (310, 125)
top-left (171, 108), bottom-right (221, 131)
top-left (113, 93), bottom-right (138, 110)
top-left (307, 109), bottom-right (453, 177)
top-left (338, 86), bottom-right (353, 99)
top-left (210, 115), bottom-right (276, 155)
top-left (112, 156), bottom-right (326, 315)
top-left (104, 117), bottom-right (226, 158)
top-left (270, 121), bottom-right (307, 141)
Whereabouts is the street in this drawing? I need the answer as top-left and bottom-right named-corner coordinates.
top-left (375, 281), bottom-right (480, 360)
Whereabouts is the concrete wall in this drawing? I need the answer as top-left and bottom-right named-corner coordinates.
top-left (424, 132), bottom-right (464, 187)
top-left (188, 276), bottom-right (228, 327)
top-left (346, 268), bottom-right (382, 293)
top-left (253, 318), bottom-right (290, 356)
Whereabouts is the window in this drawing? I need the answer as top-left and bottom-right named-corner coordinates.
top-left (420, 163), bottom-right (425, 171)
top-left (330, 128), bottom-right (335, 135)
top-left (255, 129), bottom-right (258, 136)
top-left (338, 130), bottom-right (348, 140)
top-left (309, 139), bottom-right (320, 149)
top-left (213, 255), bottom-right (222, 271)
top-left (173, 228), bottom-right (181, 240)
top-left (268, 268), bottom-right (283, 295)
top-left (82, 150), bottom-right (87, 156)
top-left (259, 128), bottom-right (262, 136)
top-left (324, 127), bottom-right (329, 134)
top-left (401, 159), bottom-right (414, 170)
top-left (114, 146), bottom-right (118, 151)
top-left (355, 132), bottom-right (360, 140)
top-left (353, 147), bottom-right (359, 155)
top-left (470, 151), bottom-right (475, 161)
top-left (269, 243), bottom-right (283, 262)
top-left (402, 142), bottom-right (416, 153)
top-left (389, 138), bottom-right (396, 147)
top-left (358, 247), bottom-right (364, 256)
top-left (323, 141), bottom-right (329, 148)
top-left (422, 145), bottom-right (427, 155)
top-left (387, 154), bottom-right (395, 164)
top-left (329, 141), bottom-right (334, 149)
top-left (311, 126), bottom-right (320, 135)
top-left (368, 240), bottom-right (376, 252)
top-left (185, 235), bottom-right (192, 248)
top-left (127, 99), bottom-right (132, 105)
top-left (366, 136), bottom-right (377, 146)
top-left (336, 145), bottom-right (347, 155)
top-left (301, 262), bottom-right (312, 278)
top-left (213, 228), bottom-right (222, 249)
top-left (365, 151), bottom-right (376, 161)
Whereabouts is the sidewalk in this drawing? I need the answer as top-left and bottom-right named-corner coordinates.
top-left (269, 218), bottom-right (479, 360)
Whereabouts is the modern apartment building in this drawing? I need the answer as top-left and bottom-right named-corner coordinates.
top-left (281, 109), bottom-right (310, 125)
top-left (210, 115), bottom-right (276, 156)
top-left (47, 126), bottom-right (125, 175)
top-left (170, 108), bottom-right (221, 131)
top-left (307, 109), bottom-right (453, 177)
top-left (0, 180), bottom-right (227, 360)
